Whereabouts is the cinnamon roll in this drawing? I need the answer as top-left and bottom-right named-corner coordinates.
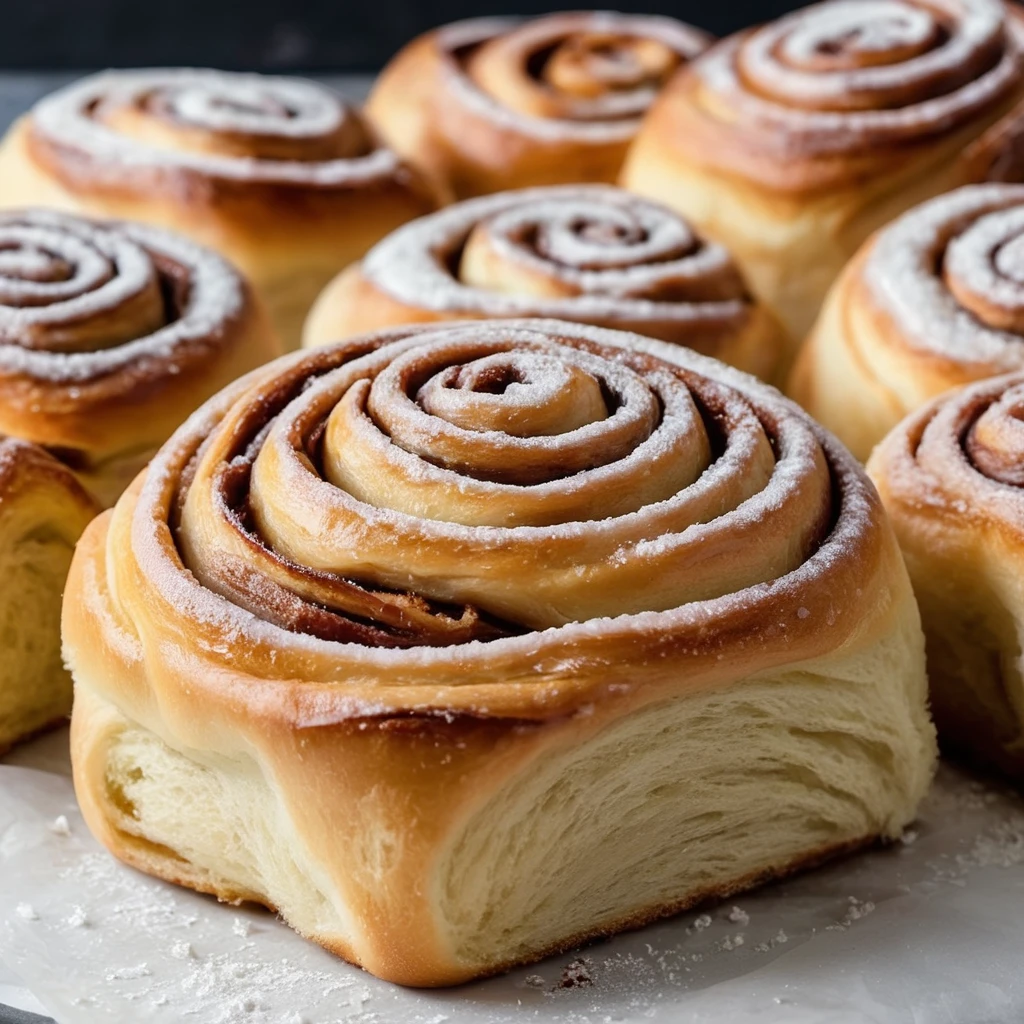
top-left (0, 437), bottom-right (98, 753)
top-left (622, 0), bottom-right (1024, 342)
top-left (0, 69), bottom-right (440, 348)
top-left (0, 209), bottom-right (281, 507)
top-left (304, 186), bottom-right (788, 382)
top-left (869, 372), bottom-right (1024, 780)
top-left (64, 319), bottom-right (935, 986)
top-left (366, 13), bottom-right (710, 199)
top-left (790, 184), bottom-right (1024, 460)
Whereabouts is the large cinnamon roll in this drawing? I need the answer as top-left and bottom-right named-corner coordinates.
top-left (790, 184), bottom-right (1024, 460)
top-left (0, 69), bottom-right (440, 347)
top-left (0, 437), bottom-right (98, 754)
top-left (366, 13), bottom-right (710, 199)
top-left (870, 372), bottom-right (1024, 780)
top-left (0, 209), bottom-right (281, 507)
top-left (304, 185), bottom-right (788, 382)
top-left (622, 0), bottom-right (1024, 342)
top-left (64, 319), bottom-right (935, 986)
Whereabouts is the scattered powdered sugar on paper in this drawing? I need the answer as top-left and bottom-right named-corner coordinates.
top-left (49, 814), bottom-right (71, 836)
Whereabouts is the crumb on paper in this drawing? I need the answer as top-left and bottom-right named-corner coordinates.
top-left (170, 940), bottom-right (194, 960)
top-left (50, 815), bottom-right (72, 836)
top-left (66, 905), bottom-right (88, 928)
top-left (232, 916), bottom-right (251, 938)
top-left (524, 974), bottom-right (546, 989)
top-left (15, 902), bottom-right (38, 921)
top-left (106, 963), bottom-right (151, 981)
top-left (558, 957), bottom-right (594, 988)
top-left (691, 912), bottom-right (712, 932)
top-left (900, 827), bottom-right (919, 846)
top-left (842, 896), bottom-right (875, 925)
top-left (727, 906), bottom-right (750, 926)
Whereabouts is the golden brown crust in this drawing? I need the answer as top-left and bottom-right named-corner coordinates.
top-left (790, 183), bottom-right (1024, 460)
top-left (0, 434), bottom-right (99, 753)
top-left (621, 0), bottom-right (1024, 342)
top-left (870, 372), bottom-right (1024, 781)
top-left (367, 14), bottom-right (710, 199)
top-left (0, 70), bottom-right (440, 347)
top-left (303, 185), bottom-right (788, 381)
top-left (0, 209), bottom-right (283, 506)
top-left (65, 319), bottom-right (933, 985)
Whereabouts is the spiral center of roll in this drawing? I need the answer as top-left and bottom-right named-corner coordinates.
top-left (780, 2), bottom-right (940, 70)
top-left (734, 0), bottom-right (1010, 116)
top-left (92, 73), bottom-right (373, 162)
top-left (544, 35), bottom-right (679, 97)
top-left (419, 352), bottom-right (609, 436)
top-left (0, 215), bottom-right (172, 352)
top-left (0, 245), bottom-right (73, 287)
top-left (965, 386), bottom-right (1024, 487)
top-left (994, 236), bottom-right (1024, 283)
top-left (944, 207), bottom-right (1024, 333)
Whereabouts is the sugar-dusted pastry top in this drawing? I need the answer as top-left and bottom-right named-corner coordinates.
top-left (787, 183), bottom-right (1024, 459)
top-left (0, 208), bottom-right (243, 381)
top-left (362, 186), bottom-right (750, 324)
top-left (366, 13), bottom-right (711, 196)
top-left (862, 183), bottom-right (1024, 374)
top-left (73, 318), bottom-right (901, 719)
top-left (670, 0), bottom-right (1024, 190)
top-left (872, 370), bottom-right (1024, 520)
top-left (0, 208), bottom-right (280, 504)
top-left (428, 12), bottom-right (710, 141)
top-left (305, 186), bottom-right (787, 378)
top-left (23, 68), bottom-right (415, 199)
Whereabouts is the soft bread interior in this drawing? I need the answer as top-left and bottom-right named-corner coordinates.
top-left (86, 702), bottom-right (343, 938)
top-left (0, 500), bottom-right (87, 752)
top-left (77, 599), bottom-right (933, 981)
top-left (438, 609), bottom-right (934, 967)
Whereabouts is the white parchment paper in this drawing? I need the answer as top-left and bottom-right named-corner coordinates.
top-left (3, 730), bottom-right (1024, 1024)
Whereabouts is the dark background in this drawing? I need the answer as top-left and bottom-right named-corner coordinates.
top-left (0, 1), bottom-right (798, 71)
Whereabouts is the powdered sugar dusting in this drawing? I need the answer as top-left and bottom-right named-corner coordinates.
top-left (111, 316), bottom-right (883, 725)
top-left (694, 0), bottom-right (1024, 157)
top-left (30, 68), bottom-right (402, 190)
top-left (435, 14), bottom-right (708, 143)
top-left (0, 208), bottom-right (243, 384)
top-left (361, 185), bottom-right (751, 335)
top-left (866, 184), bottom-right (1024, 373)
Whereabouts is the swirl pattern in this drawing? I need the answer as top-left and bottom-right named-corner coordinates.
top-left (0, 208), bottom-right (281, 505)
top-left (789, 183), bottom-right (1024, 459)
top-left (367, 13), bottom-right (710, 197)
top-left (26, 68), bottom-right (397, 188)
top-left (460, 13), bottom-right (697, 124)
top-left (109, 319), bottom-right (889, 653)
top-left (0, 69), bottom-right (439, 348)
top-left (622, 0), bottom-right (1024, 344)
top-left (304, 186), bottom-right (786, 380)
top-left (65, 319), bottom-right (935, 986)
top-left (869, 371), bottom-right (1024, 778)
top-left (696, 0), bottom-right (1024, 165)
